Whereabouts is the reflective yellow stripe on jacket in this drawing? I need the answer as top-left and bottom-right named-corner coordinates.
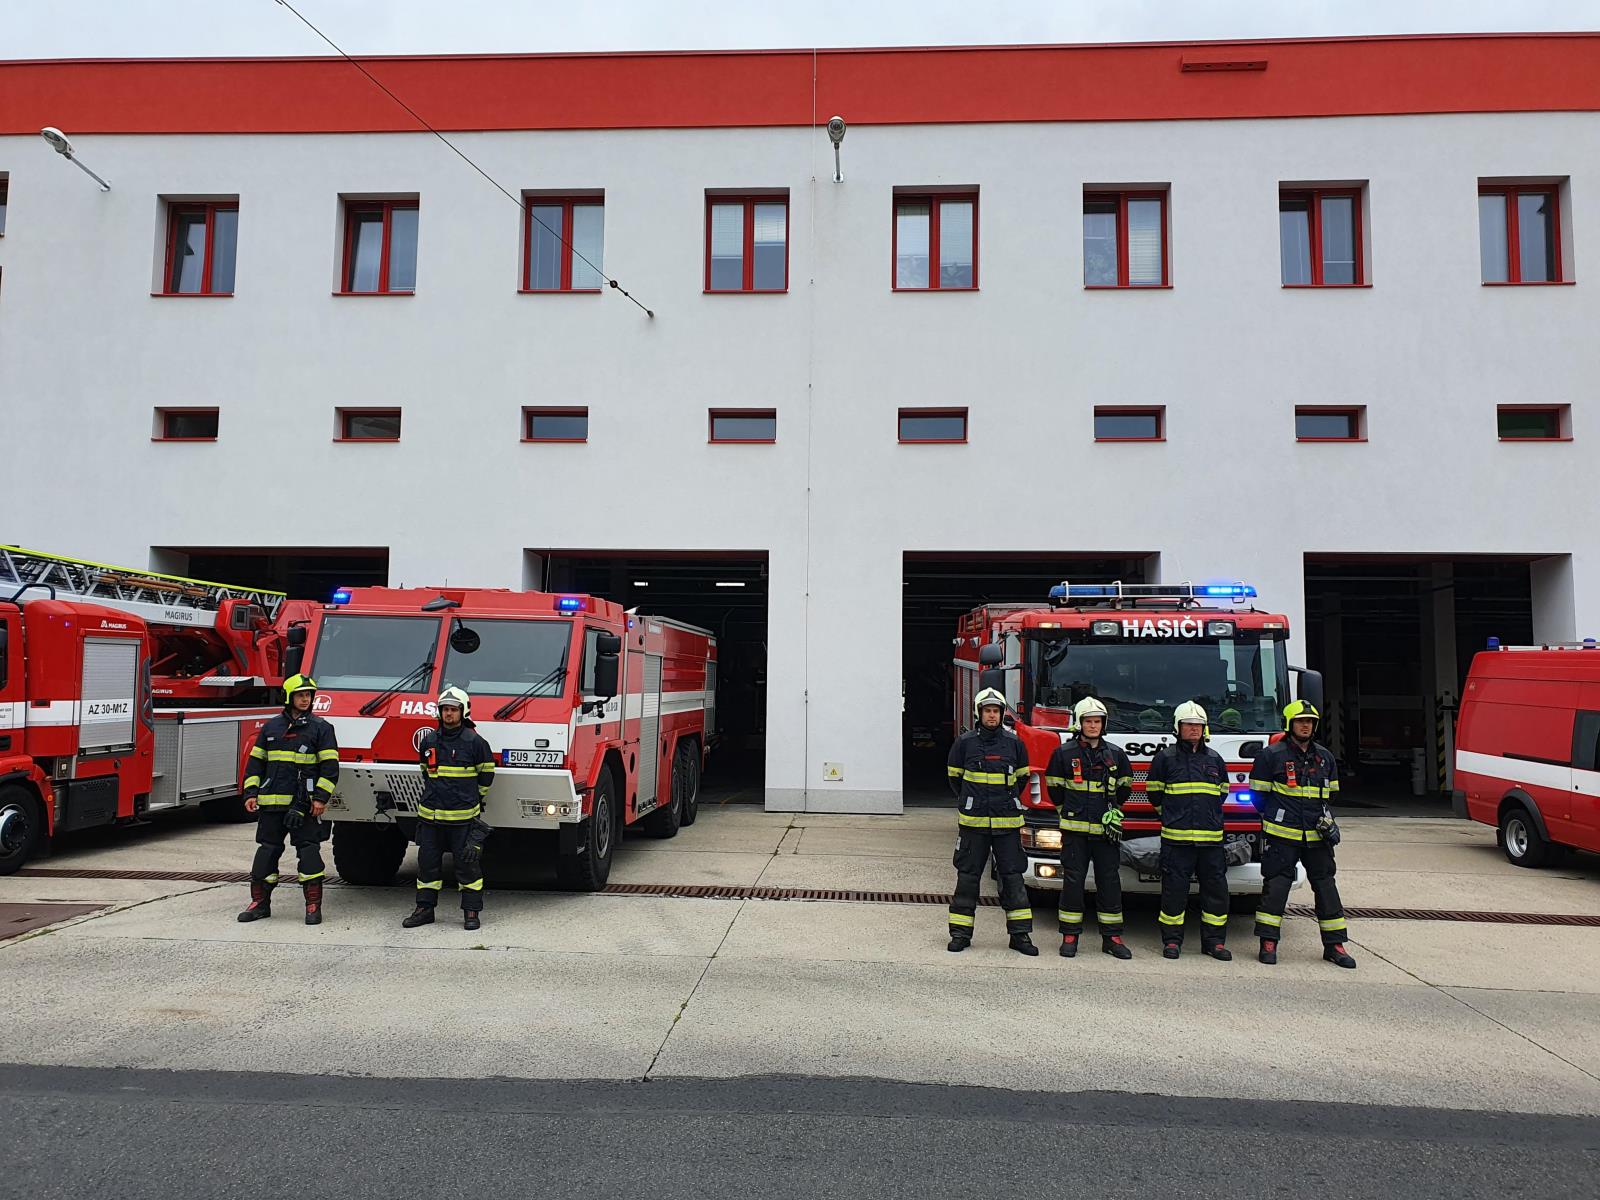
top-left (1262, 820), bottom-right (1324, 843)
top-left (1160, 826), bottom-right (1224, 843)
top-left (957, 813), bottom-right (1025, 830)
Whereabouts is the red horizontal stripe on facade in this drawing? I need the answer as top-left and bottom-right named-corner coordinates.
top-left (2, 34), bottom-right (1599, 134)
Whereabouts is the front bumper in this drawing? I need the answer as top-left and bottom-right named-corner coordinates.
top-left (1022, 854), bottom-right (1304, 896)
top-left (326, 763), bottom-right (582, 829)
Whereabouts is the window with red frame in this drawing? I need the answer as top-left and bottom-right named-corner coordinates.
top-left (709, 409), bottom-right (776, 443)
top-left (154, 408), bottom-right (219, 441)
top-left (1093, 407), bottom-right (1165, 441)
top-left (894, 194), bottom-right (977, 290)
top-left (1084, 191), bottom-right (1168, 287)
top-left (337, 409), bottom-right (402, 441)
top-left (706, 196), bottom-right (788, 292)
top-left (524, 198), bottom-right (604, 292)
top-left (1480, 186), bottom-right (1562, 283)
top-left (1280, 188), bottom-right (1363, 285)
top-left (898, 409), bottom-right (968, 443)
top-left (0, 176), bottom-right (8, 235)
top-left (523, 407), bottom-right (589, 442)
top-left (1496, 405), bottom-right (1569, 441)
top-left (342, 201), bottom-right (418, 294)
top-left (1295, 406), bottom-right (1365, 441)
top-left (163, 202), bottom-right (238, 295)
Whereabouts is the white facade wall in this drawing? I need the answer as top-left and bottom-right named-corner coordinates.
top-left (2, 110), bottom-right (1595, 812)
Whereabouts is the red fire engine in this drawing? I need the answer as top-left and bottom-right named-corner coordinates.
top-left (301, 585), bottom-right (716, 890)
top-left (0, 546), bottom-right (309, 873)
top-left (1454, 639), bottom-right (1600, 866)
top-left (954, 581), bottom-right (1323, 896)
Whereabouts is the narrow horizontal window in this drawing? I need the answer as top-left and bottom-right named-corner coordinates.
top-left (1280, 187), bottom-right (1363, 286)
top-left (709, 409), bottom-right (777, 443)
top-left (898, 408), bottom-right (968, 443)
top-left (338, 408), bottom-right (402, 441)
top-left (163, 201), bottom-right (238, 295)
top-left (1295, 406), bottom-right (1365, 441)
top-left (524, 197), bottom-right (604, 292)
top-left (524, 407), bottom-right (589, 442)
top-left (342, 199), bottom-right (418, 294)
top-left (154, 408), bottom-right (219, 441)
top-left (1084, 190), bottom-right (1168, 287)
top-left (1480, 185), bottom-right (1562, 284)
top-left (1496, 405), bottom-right (1569, 441)
top-left (893, 193), bottom-right (977, 290)
top-left (706, 195), bottom-right (788, 292)
top-left (1093, 407), bottom-right (1165, 441)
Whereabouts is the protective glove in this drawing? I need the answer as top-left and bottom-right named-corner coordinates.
top-left (282, 796), bottom-right (309, 831)
top-left (1316, 806), bottom-right (1341, 847)
top-left (1102, 806), bottom-right (1124, 844)
top-left (457, 816), bottom-right (492, 871)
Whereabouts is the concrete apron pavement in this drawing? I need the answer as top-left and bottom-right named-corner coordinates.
top-left (3, 810), bottom-right (1599, 1116)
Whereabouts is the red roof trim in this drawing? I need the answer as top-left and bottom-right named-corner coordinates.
top-left (2, 34), bottom-right (1598, 134)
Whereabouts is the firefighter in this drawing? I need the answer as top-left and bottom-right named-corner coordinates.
top-left (1146, 701), bottom-right (1232, 961)
top-left (1045, 697), bottom-right (1134, 960)
top-left (1249, 700), bottom-right (1357, 968)
top-left (237, 674), bottom-right (339, 926)
top-left (402, 686), bottom-right (496, 931)
top-left (945, 687), bottom-right (1037, 956)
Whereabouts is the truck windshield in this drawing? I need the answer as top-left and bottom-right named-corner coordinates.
top-left (309, 616), bottom-right (440, 692)
top-left (1028, 631), bottom-right (1289, 734)
top-left (442, 619), bottom-right (572, 697)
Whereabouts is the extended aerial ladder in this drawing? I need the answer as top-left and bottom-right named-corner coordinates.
top-left (0, 545), bottom-right (284, 628)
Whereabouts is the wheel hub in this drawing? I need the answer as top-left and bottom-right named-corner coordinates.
top-left (1507, 818), bottom-right (1529, 857)
top-left (0, 806), bottom-right (26, 855)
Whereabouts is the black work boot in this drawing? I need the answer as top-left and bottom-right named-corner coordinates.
top-left (1059, 933), bottom-right (1080, 958)
top-left (946, 935), bottom-right (971, 953)
top-left (1259, 938), bottom-right (1279, 965)
top-left (1009, 933), bottom-right (1039, 957)
top-left (1162, 941), bottom-right (1181, 960)
top-left (1324, 943), bottom-right (1357, 969)
top-left (1203, 942), bottom-right (1233, 962)
top-left (402, 905), bottom-right (436, 929)
top-left (236, 881), bottom-right (273, 923)
top-left (464, 910), bottom-right (481, 931)
top-left (302, 881), bottom-right (323, 926)
top-left (1102, 935), bottom-right (1133, 960)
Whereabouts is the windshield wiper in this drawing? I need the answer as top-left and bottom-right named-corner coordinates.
top-left (359, 655), bottom-right (435, 716)
top-left (494, 665), bottom-right (569, 721)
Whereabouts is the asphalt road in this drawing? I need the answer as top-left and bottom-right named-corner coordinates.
top-left (4, 1064), bottom-right (1597, 1200)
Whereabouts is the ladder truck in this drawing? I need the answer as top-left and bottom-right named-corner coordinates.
top-left (0, 546), bottom-right (313, 871)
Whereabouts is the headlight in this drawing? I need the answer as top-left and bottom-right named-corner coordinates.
top-left (1034, 828), bottom-right (1063, 852)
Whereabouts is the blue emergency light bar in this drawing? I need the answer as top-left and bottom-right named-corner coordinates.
top-left (1048, 581), bottom-right (1256, 604)
top-left (331, 588), bottom-right (352, 605)
top-left (556, 595), bottom-right (587, 613)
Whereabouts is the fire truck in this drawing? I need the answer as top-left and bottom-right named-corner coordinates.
top-left (0, 546), bottom-right (311, 873)
top-left (302, 585), bottom-right (716, 891)
top-left (954, 581), bottom-right (1323, 896)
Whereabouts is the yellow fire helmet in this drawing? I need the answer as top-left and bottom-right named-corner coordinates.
top-left (282, 674), bottom-right (318, 705)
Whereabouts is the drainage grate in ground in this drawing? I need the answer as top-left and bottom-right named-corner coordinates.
top-left (15, 869), bottom-right (1600, 928)
top-left (0, 902), bottom-right (108, 940)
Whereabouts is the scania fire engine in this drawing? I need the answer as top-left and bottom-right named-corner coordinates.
top-left (0, 546), bottom-right (313, 873)
top-left (302, 585), bottom-right (716, 891)
top-left (954, 581), bottom-right (1323, 895)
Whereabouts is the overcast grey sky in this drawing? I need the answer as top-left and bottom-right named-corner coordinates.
top-left (5, 0), bottom-right (1598, 59)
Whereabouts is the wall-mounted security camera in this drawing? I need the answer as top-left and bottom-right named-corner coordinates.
top-left (827, 115), bottom-right (847, 182)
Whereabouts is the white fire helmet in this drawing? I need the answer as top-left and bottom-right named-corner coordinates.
top-left (1173, 700), bottom-right (1209, 737)
top-left (973, 688), bottom-right (1008, 719)
top-left (1071, 697), bottom-right (1109, 732)
top-left (437, 686), bottom-right (471, 719)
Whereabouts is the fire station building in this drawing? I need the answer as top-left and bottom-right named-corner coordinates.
top-left (3, 35), bottom-right (1597, 813)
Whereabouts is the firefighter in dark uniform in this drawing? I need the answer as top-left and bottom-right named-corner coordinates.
top-left (1249, 700), bottom-right (1356, 968)
top-left (402, 687), bottom-right (496, 931)
top-left (1147, 701), bottom-right (1233, 961)
top-left (237, 674), bottom-right (339, 926)
top-left (945, 687), bottom-right (1038, 956)
top-left (1045, 696), bottom-right (1134, 960)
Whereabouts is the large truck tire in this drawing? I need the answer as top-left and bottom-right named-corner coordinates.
top-left (678, 740), bottom-right (703, 827)
top-left (640, 749), bottom-right (685, 839)
top-left (0, 785), bottom-right (44, 876)
top-left (556, 766), bottom-right (618, 891)
top-left (332, 821), bottom-right (408, 886)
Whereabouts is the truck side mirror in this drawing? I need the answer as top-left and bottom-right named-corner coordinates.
top-left (287, 625), bottom-right (307, 647)
top-left (593, 632), bottom-right (622, 699)
top-left (1292, 667), bottom-right (1325, 712)
top-left (978, 644), bottom-right (1004, 667)
top-left (979, 669), bottom-right (1006, 693)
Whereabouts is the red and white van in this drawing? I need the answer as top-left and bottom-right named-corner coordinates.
top-left (1454, 641), bottom-right (1600, 866)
